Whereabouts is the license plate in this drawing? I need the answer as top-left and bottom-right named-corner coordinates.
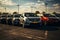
top-left (32, 22), bottom-right (38, 23)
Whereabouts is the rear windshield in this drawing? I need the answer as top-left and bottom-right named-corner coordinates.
top-left (25, 13), bottom-right (39, 17)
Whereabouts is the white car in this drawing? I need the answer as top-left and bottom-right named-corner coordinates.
top-left (20, 13), bottom-right (42, 28)
top-left (12, 14), bottom-right (21, 25)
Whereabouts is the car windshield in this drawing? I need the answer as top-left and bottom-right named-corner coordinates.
top-left (14, 14), bottom-right (21, 17)
top-left (8, 15), bottom-right (13, 17)
top-left (55, 14), bottom-right (60, 17)
top-left (25, 13), bottom-right (39, 17)
top-left (43, 14), bottom-right (55, 17)
top-left (1, 15), bottom-right (6, 17)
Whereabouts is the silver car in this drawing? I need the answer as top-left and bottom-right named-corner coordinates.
top-left (20, 13), bottom-right (42, 28)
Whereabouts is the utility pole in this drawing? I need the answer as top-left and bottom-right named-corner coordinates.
top-left (31, 6), bottom-right (33, 12)
top-left (45, 2), bottom-right (48, 13)
top-left (5, 7), bottom-right (6, 12)
top-left (17, 0), bottom-right (20, 14)
top-left (37, 0), bottom-right (40, 12)
top-left (17, 4), bottom-right (19, 13)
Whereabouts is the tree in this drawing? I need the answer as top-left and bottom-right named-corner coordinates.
top-left (35, 11), bottom-right (40, 14)
top-left (42, 11), bottom-right (46, 14)
top-left (13, 12), bottom-right (18, 14)
top-left (53, 12), bottom-right (56, 14)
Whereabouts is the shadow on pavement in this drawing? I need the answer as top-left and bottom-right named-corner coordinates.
top-left (26, 25), bottom-right (59, 31)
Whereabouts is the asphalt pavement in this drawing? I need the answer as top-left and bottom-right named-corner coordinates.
top-left (0, 24), bottom-right (60, 40)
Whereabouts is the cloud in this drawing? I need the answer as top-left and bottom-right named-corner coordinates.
top-left (0, 0), bottom-right (60, 13)
top-left (0, 0), bottom-right (17, 5)
top-left (53, 4), bottom-right (60, 9)
top-left (0, 7), bottom-right (4, 12)
top-left (52, 3), bottom-right (60, 13)
top-left (19, 2), bottom-right (45, 13)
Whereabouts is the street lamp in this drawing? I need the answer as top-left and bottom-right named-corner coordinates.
top-left (17, 0), bottom-right (20, 14)
top-left (45, 2), bottom-right (48, 13)
top-left (17, 4), bottom-right (19, 13)
top-left (4, 7), bottom-right (6, 12)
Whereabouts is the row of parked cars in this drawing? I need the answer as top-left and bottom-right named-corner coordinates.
top-left (0, 12), bottom-right (60, 28)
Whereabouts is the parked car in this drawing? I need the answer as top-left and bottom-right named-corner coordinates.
top-left (20, 13), bottom-right (42, 28)
top-left (12, 14), bottom-right (21, 25)
top-left (0, 13), bottom-right (8, 24)
top-left (54, 13), bottom-right (60, 25)
top-left (43, 13), bottom-right (59, 25)
top-left (0, 14), bottom-right (7, 24)
top-left (54, 13), bottom-right (60, 20)
top-left (7, 14), bottom-right (13, 25)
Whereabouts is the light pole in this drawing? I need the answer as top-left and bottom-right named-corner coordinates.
top-left (45, 2), bottom-right (48, 13)
top-left (17, 4), bottom-right (19, 13)
top-left (31, 6), bottom-right (33, 12)
top-left (17, 0), bottom-right (20, 14)
top-left (5, 7), bottom-right (6, 12)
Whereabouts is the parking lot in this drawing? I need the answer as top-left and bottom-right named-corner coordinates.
top-left (0, 23), bottom-right (60, 40)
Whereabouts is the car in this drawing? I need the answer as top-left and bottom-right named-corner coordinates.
top-left (20, 13), bottom-right (42, 28)
top-left (43, 13), bottom-right (59, 25)
top-left (12, 14), bottom-right (21, 25)
top-left (0, 13), bottom-right (9, 24)
top-left (54, 13), bottom-right (60, 20)
top-left (7, 14), bottom-right (13, 25)
top-left (0, 14), bottom-right (7, 24)
top-left (54, 13), bottom-right (60, 25)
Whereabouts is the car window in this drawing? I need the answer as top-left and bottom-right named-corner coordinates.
top-left (43, 14), bottom-right (55, 17)
top-left (14, 14), bottom-right (21, 17)
top-left (8, 15), bottom-right (13, 17)
top-left (55, 14), bottom-right (60, 17)
top-left (25, 13), bottom-right (39, 17)
top-left (1, 15), bottom-right (6, 17)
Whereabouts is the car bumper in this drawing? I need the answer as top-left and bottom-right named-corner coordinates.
top-left (24, 21), bottom-right (42, 26)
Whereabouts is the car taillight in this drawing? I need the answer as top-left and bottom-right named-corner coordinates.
top-left (41, 16), bottom-right (49, 21)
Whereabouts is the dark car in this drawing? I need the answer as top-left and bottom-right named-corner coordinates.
top-left (54, 13), bottom-right (60, 25)
top-left (54, 13), bottom-right (60, 20)
top-left (43, 13), bottom-right (59, 26)
top-left (0, 14), bottom-right (7, 24)
top-left (0, 13), bottom-right (8, 24)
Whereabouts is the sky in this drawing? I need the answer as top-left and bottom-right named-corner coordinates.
top-left (0, 0), bottom-right (60, 14)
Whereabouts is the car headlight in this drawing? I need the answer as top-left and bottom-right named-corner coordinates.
top-left (13, 18), bottom-right (15, 21)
